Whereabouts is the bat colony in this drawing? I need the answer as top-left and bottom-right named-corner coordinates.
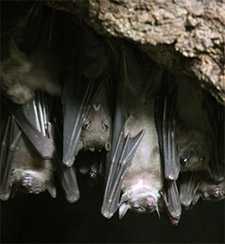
top-left (0, 3), bottom-right (224, 225)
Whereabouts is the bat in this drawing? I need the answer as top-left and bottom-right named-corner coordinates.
top-left (101, 44), bottom-right (163, 219)
top-left (175, 78), bottom-right (212, 174)
top-left (80, 80), bottom-right (112, 153)
top-left (176, 125), bottom-right (210, 173)
top-left (0, 92), bottom-right (56, 200)
top-left (0, 3), bottom-right (62, 104)
top-left (0, 39), bottom-right (61, 104)
top-left (199, 179), bottom-right (225, 201)
top-left (62, 28), bottom-right (112, 167)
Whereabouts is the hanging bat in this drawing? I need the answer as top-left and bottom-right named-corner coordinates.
top-left (0, 39), bottom-right (61, 104)
top-left (199, 179), bottom-right (225, 201)
top-left (0, 3), bottom-right (63, 105)
top-left (101, 44), bottom-right (163, 219)
top-left (175, 78), bottom-right (213, 174)
top-left (176, 125), bottom-right (210, 173)
top-left (0, 92), bottom-right (56, 200)
top-left (62, 28), bottom-right (112, 167)
top-left (179, 172), bottom-right (225, 204)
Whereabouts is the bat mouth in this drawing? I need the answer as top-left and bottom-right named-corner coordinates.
top-left (123, 183), bottom-right (159, 213)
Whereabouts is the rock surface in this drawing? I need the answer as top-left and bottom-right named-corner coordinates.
top-left (47, 0), bottom-right (225, 104)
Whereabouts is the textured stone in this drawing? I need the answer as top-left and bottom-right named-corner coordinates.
top-left (48, 0), bottom-right (225, 104)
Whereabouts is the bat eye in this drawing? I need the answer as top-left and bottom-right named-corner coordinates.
top-left (102, 120), bottom-right (109, 130)
top-left (83, 119), bottom-right (91, 129)
top-left (180, 156), bottom-right (189, 166)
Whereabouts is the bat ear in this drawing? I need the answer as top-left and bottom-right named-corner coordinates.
top-left (104, 142), bottom-right (111, 151)
top-left (9, 39), bottom-right (30, 67)
top-left (119, 203), bottom-right (130, 219)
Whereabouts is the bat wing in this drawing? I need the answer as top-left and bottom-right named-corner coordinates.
top-left (62, 69), bottom-right (99, 167)
top-left (179, 173), bottom-right (201, 209)
top-left (101, 86), bottom-right (144, 218)
top-left (61, 165), bottom-right (80, 203)
top-left (52, 99), bottom-right (80, 203)
top-left (8, 96), bottom-right (55, 159)
top-left (1, 93), bottom-right (57, 198)
top-left (0, 115), bottom-right (21, 200)
top-left (163, 180), bottom-right (182, 225)
top-left (155, 74), bottom-right (180, 181)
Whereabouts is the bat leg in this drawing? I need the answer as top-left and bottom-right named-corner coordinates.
top-left (0, 116), bottom-right (21, 200)
top-left (101, 128), bottom-right (144, 219)
top-left (179, 173), bottom-right (200, 209)
top-left (62, 73), bottom-right (98, 167)
top-left (163, 180), bottom-right (182, 225)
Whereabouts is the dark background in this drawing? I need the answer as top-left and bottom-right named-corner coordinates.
top-left (0, 178), bottom-right (224, 243)
top-left (1, 1), bottom-right (225, 243)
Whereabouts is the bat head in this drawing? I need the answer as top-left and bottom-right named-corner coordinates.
top-left (119, 183), bottom-right (159, 218)
top-left (81, 103), bottom-right (111, 151)
top-left (177, 130), bottom-right (209, 172)
top-left (201, 181), bottom-right (225, 201)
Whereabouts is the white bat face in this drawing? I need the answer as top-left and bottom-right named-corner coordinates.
top-left (119, 175), bottom-right (161, 217)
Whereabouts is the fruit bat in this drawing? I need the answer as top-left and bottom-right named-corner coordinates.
top-left (179, 172), bottom-right (225, 206)
top-left (101, 44), bottom-right (163, 219)
top-left (175, 78), bottom-right (212, 174)
top-left (62, 28), bottom-right (112, 167)
top-left (0, 92), bottom-right (56, 200)
top-left (0, 39), bottom-right (61, 104)
top-left (199, 179), bottom-right (225, 201)
top-left (0, 3), bottom-right (62, 104)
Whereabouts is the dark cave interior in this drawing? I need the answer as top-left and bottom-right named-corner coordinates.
top-left (0, 1), bottom-right (225, 243)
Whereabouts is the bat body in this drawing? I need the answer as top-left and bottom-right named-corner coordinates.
top-left (175, 78), bottom-right (214, 175)
top-left (0, 93), bottom-right (56, 200)
top-left (62, 28), bottom-right (112, 167)
top-left (0, 40), bottom-right (61, 104)
top-left (119, 100), bottom-right (163, 217)
top-left (176, 125), bottom-right (210, 172)
top-left (9, 132), bottom-right (53, 195)
top-left (101, 44), bottom-right (163, 219)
